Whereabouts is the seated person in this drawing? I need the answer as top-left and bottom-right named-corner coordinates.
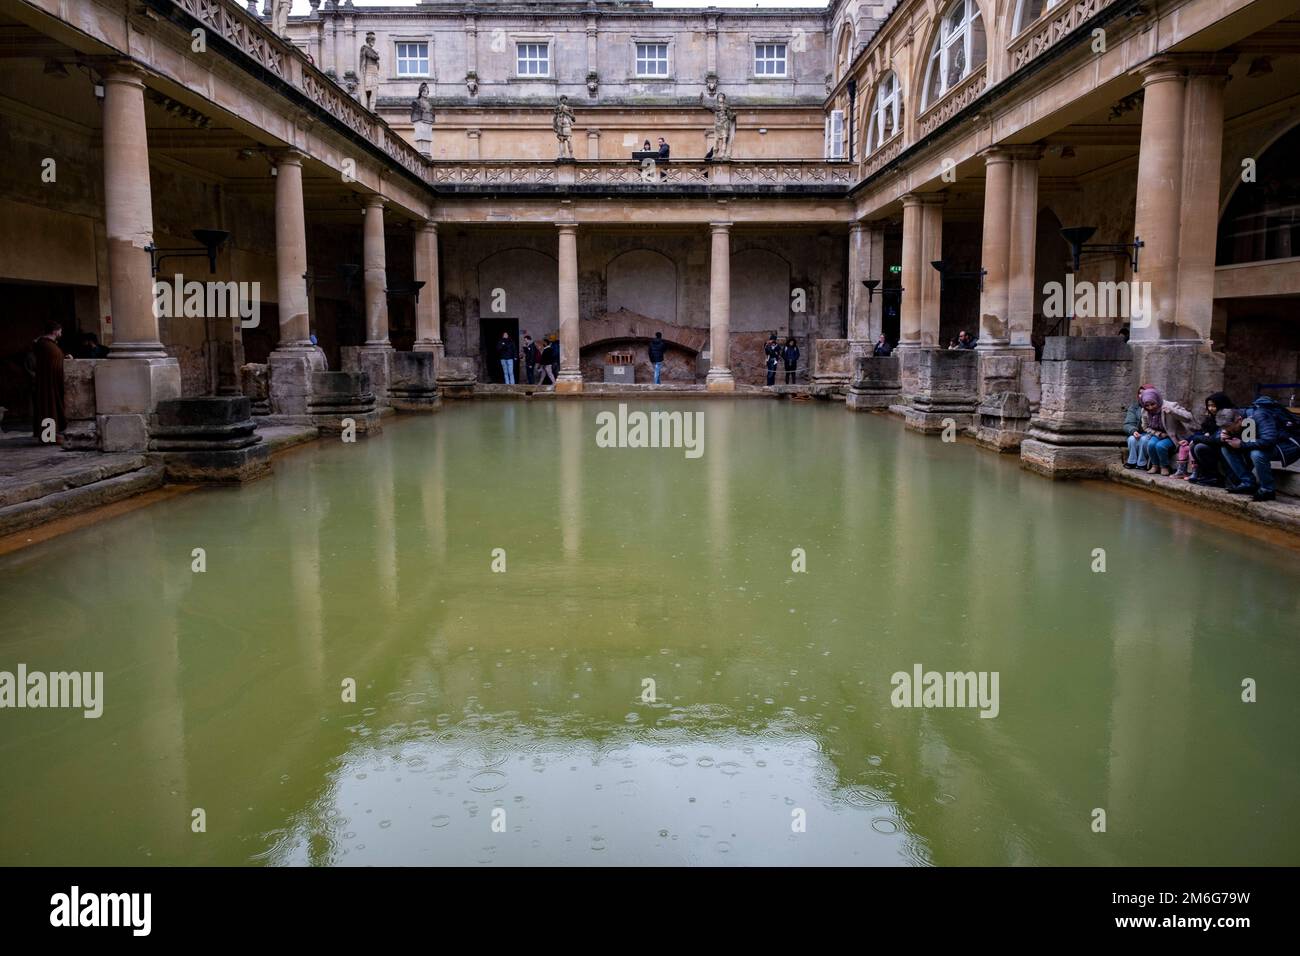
top-left (1187, 392), bottom-right (1238, 486)
top-left (658, 137), bottom-right (670, 159)
top-left (642, 139), bottom-right (652, 153)
top-left (1138, 386), bottom-right (1194, 477)
top-left (872, 334), bottom-right (892, 357)
top-left (1221, 396), bottom-right (1299, 503)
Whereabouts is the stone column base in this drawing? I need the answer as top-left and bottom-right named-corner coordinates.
top-left (93, 356), bottom-right (182, 452)
top-left (974, 391), bottom-right (1032, 452)
top-left (1017, 336), bottom-right (1132, 478)
top-left (150, 396), bottom-right (271, 483)
top-left (895, 348), bottom-right (978, 434)
top-left (436, 356), bottom-right (477, 398)
top-left (63, 358), bottom-right (106, 450)
top-left (268, 347), bottom-right (328, 417)
top-left (309, 371), bottom-right (382, 434)
top-left (557, 370), bottom-right (585, 394)
top-left (846, 356), bottom-right (901, 411)
top-left (811, 339), bottom-right (852, 398)
top-left (240, 363), bottom-right (271, 416)
top-left (389, 351), bottom-right (441, 411)
top-left (705, 367), bottom-right (735, 392)
top-left (356, 346), bottom-right (394, 407)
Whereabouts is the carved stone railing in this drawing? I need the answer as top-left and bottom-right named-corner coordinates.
top-left (167, 0), bottom-right (429, 184)
top-left (427, 160), bottom-right (854, 191)
top-left (916, 64), bottom-right (987, 139)
top-left (1008, 0), bottom-right (1122, 74)
top-left (861, 133), bottom-right (903, 179)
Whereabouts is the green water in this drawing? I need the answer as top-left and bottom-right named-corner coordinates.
top-left (1, 400), bottom-right (1297, 866)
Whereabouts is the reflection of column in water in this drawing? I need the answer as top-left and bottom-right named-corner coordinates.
top-left (558, 402), bottom-right (582, 557)
top-left (373, 434), bottom-right (398, 614)
top-left (290, 466), bottom-right (325, 690)
top-left (706, 402), bottom-right (732, 560)
top-left (422, 422), bottom-right (448, 560)
top-left (841, 411), bottom-right (864, 542)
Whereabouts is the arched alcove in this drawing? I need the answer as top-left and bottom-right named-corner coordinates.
top-left (477, 247), bottom-right (558, 334)
top-left (606, 249), bottom-right (678, 325)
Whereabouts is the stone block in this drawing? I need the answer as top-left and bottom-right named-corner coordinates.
top-left (357, 347), bottom-right (393, 406)
top-left (811, 339), bottom-right (853, 397)
top-left (93, 357), bottom-right (181, 416)
top-left (309, 371), bottom-right (382, 434)
top-left (1130, 340), bottom-right (1224, 408)
top-left (846, 355), bottom-right (901, 411)
top-left (896, 348), bottom-right (978, 433)
top-left (388, 351), bottom-right (441, 411)
top-left (150, 397), bottom-right (269, 483)
top-left (63, 359), bottom-right (104, 422)
top-left (438, 355), bottom-right (477, 398)
top-left (1020, 336), bottom-right (1133, 478)
top-left (975, 391), bottom-right (1032, 452)
top-left (97, 413), bottom-right (150, 452)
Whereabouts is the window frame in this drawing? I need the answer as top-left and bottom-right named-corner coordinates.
top-left (921, 0), bottom-right (986, 112)
top-left (514, 39), bottom-right (553, 79)
top-left (1011, 0), bottom-right (1063, 37)
top-left (633, 39), bottom-right (671, 80)
top-left (392, 39), bottom-right (431, 79)
top-left (753, 40), bottom-right (790, 79)
top-left (866, 71), bottom-right (901, 155)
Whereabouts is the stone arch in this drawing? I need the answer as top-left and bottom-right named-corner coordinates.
top-left (580, 311), bottom-right (706, 354)
top-left (913, 0), bottom-right (993, 116)
top-left (476, 247), bottom-right (558, 335)
top-left (730, 247), bottom-right (792, 333)
top-left (1217, 119), bottom-right (1300, 257)
top-left (834, 21), bottom-right (855, 82)
top-left (605, 249), bottom-right (678, 326)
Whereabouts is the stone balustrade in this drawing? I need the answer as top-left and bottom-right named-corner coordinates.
top-left (1008, 0), bottom-right (1124, 74)
top-left (427, 160), bottom-right (855, 193)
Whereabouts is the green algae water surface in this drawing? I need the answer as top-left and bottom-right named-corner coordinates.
top-left (1, 400), bottom-right (1297, 865)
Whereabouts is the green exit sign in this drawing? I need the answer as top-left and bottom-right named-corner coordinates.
top-left (889, 265), bottom-right (902, 274)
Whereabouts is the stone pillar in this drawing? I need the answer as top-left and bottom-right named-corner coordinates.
top-left (556, 223), bottom-right (583, 393)
top-left (587, 129), bottom-right (600, 160)
top-left (1129, 57), bottom-right (1227, 404)
top-left (847, 221), bottom-right (868, 350)
top-left (267, 149), bottom-right (326, 419)
top-left (1007, 147), bottom-right (1042, 355)
top-left (413, 221), bottom-right (444, 357)
top-left (94, 64), bottom-right (181, 451)
top-left (467, 129), bottom-right (481, 160)
top-left (865, 222), bottom-right (885, 345)
top-left (899, 193), bottom-right (943, 351)
top-left (359, 196), bottom-right (393, 405)
top-left (706, 222), bottom-right (735, 391)
top-left (977, 149), bottom-right (1013, 348)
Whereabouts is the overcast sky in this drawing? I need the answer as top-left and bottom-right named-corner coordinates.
top-left (285, 0), bottom-right (827, 11)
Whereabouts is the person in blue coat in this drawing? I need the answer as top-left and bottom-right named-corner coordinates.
top-left (782, 336), bottom-right (799, 385)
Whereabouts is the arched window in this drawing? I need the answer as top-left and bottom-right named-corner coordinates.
top-left (1217, 124), bottom-right (1300, 266)
top-left (867, 72), bottom-right (900, 154)
top-left (922, 0), bottom-right (986, 111)
top-left (835, 24), bottom-right (854, 81)
top-left (1013, 0), bottom-right (1063, 36)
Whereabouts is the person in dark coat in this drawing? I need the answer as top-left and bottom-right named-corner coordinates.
top-left (549, 335), bottom-right (561, 383)
top-left (32, 319), bottom-right (65, 442)
top-left (521, 332), bottom-right (537, 385)
top-left (657, 137), bottom-right (670, 159)
top-left (497, 331), bottom-right (516, 385)
top-left (648, 331), bottom-right (667, 385)
top-left (1222, 396), bottom-right (1293, 502)
top-left (1187, 392), bottom-right (1237, 486)
top-left (872, 334), bottom-right (892, 357)
top-left (764, 333), bottom-right (781, 386)
top-left (782, 336), bottom-right (799, 385)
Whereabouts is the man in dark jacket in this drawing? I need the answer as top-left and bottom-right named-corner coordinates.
top-left (497, 331), bottom-right (516, 385)
top-left (1221, 396), bottom-right (1293, 502)
top-left (764, 333), bottom-right (781, 386)
top-left (648, 331), bottom-right (667, 384)
top-left (521, 331), bottom-right (537, 385)
top-left (782, 337), bottom-right (799, 385)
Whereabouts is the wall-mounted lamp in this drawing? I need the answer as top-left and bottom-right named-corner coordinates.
top-left (146, 228), bottom-right (230, 277)
top-left (862, 278), bottom-right (903, 302)
top-left (1060, 226), bottom-right (1144, 274)
top-left (385, 279), bottom-right (427, 303)
top-left (930, 260), bottom-right (986, 292)
top-left (43, 59), bottom-right (70, 79)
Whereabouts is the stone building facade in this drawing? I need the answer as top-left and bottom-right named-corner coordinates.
top-left (0, 0), bottom-right (1297, 470)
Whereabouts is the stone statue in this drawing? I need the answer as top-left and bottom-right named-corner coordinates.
top-left (359, 31), bottom-right (380, 109)
top-left (465, 71), bottom-right (479, 96)
top-left (410, 82), bottom-right (434, 157)
top-left (553, 95), bottom-right (576, 161)
top-left (701, 91), bottom-right (736, 160)
top-left (271, 0), bottom-right (291, 37)
top-left (586, 71), bottom-right (599, 97)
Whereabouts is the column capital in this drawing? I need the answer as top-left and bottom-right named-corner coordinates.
top-left (556, 222), bottom-right (578, 235)
top-left (849, 220), bottom-right (866, 235)
top-left (980, 147), bottom-right (1013, 166)
top-left (709, 221), bottom-right (732, 234)
top-left (902, 192), bottom-right (946, 207)
top-left (362, 194), bottom-right (386, 210)
top-left (416, 219), bottom-right (439, 234)
top-left (100, 60), bottom-right (150, 86)
top-left (272, 148), bottom-right (308, 168)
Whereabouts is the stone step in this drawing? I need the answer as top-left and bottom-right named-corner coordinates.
top-left (1105, 462), bottom-right (1300, 535)
top-left (0, 462), bottom-right (164, 537)
top-left (0, 446), bottom-right (151, 509)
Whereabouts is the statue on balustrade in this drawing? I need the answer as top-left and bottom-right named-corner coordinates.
top-left (553, 96), bottom-right (576, 161)
top-left (359, 31), bottom-right (380, 110)
top-left (701, 91), bottom-right (736, 160)
top-left (271, 0), bottom-right (291, 37)
top-left (410, 82), bottom-right (435, 157)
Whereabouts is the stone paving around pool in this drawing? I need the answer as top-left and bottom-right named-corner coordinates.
top-left (1104, 462), bottom-right (1300, 535)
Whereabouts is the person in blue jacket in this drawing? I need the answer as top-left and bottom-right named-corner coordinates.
top-left (782, 336), bottom-right (799, 385)
top-left (1221, 396), bottom-right (1297, 502)
top-left (764, 333), bottom-right (781, 386)
top-left (648, 331), bottom-right (667, 384)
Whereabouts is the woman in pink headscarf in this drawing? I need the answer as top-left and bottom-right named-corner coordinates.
top-left (1139, 386), bottom-right (1195, 476)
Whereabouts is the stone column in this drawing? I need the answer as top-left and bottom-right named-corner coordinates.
top-left (847, 221), bottom-right (868, 350)
top-left (977, 148), bottom-right (1013, 348)
top-left (865, 222), bottom-right (885, 345)
top-left (359, 195), bottom-right (393, 404)
top-left (556, 223), bottom-right (583, 393)
top-left (267, 149), bottom-right (326, 418)
top-left (706, 222), bottom-right (735, 391)
top-left (1006, 147), bottom-right (1042, 354)
top-left (94, 63), bottom-right (180, 451)
top-left (413, 221), bottom-right (443, 356)
top-left (1130, 57), bottom-right (1228, 402)
top-left (919, 195), bottom-right (944, 345)
top-left (898, 194), bottom-right (925, 350)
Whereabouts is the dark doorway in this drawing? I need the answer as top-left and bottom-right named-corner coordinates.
top-left (480, 318), bottom-right (519, 383)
